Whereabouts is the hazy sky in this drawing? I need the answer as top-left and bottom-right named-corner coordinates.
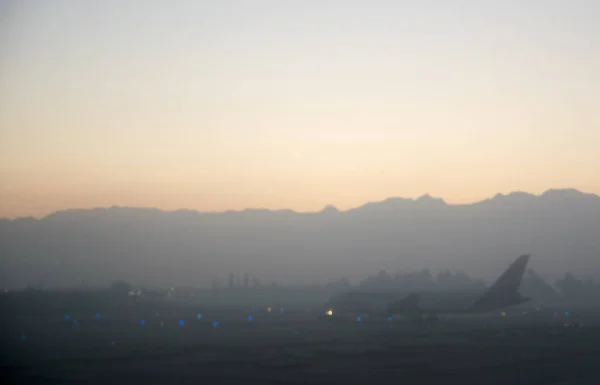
top-left (1, 0), bottom-right (599, 218)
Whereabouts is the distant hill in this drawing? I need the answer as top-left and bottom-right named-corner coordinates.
top-left (1, 189), bottom-right (599, 289)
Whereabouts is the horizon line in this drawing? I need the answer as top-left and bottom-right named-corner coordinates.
top-left (2, 187), bottom-right (596, 221)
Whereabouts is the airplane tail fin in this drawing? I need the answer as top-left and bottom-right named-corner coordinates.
top-left (485, 254), bottom-right (530, 295)
top-left (470, 254), bottom-right (531, 312)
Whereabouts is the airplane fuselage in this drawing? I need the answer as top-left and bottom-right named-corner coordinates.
top-left (388, 291), bottom-right (530, 315)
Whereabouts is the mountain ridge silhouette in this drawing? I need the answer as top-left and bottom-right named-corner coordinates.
top-left (2, 188), bottom-right (598, 221)
top-left (1, 188), bottom-right (599, 289)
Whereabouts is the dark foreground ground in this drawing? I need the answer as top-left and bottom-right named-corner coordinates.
top-left (2, 293), bottom-right (600, 385)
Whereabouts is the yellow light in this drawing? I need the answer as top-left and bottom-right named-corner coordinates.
top-left (267, 307), bottom-right (272, 313)
top-left (326, 309), bottom-right (333, 316)
top-left (501, 312), bottom-right (506, 317)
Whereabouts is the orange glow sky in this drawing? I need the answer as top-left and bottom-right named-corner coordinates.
top-left (1, 1), bottom-right (599, 218)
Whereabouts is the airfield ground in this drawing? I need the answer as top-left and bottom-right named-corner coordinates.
top-left (2, 292), bottom-right (600, 385)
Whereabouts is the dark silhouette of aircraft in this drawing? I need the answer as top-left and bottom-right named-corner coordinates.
top-left (326, 255), bottom-right (531, 320)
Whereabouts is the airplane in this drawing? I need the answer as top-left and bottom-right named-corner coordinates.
top-left (324, 255), bottom-right (531, 321)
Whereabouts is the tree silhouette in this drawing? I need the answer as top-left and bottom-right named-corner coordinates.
top-left (555, 273), bottom-right (584, 298)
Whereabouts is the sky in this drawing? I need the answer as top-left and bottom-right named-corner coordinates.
top-left (1, 0), bottom-right (599, 218)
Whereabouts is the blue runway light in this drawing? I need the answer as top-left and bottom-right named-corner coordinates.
top-left (179, 320), bottom-right (185, 326)
top-left (280, 307), bottom-right (285, 313)
top-left (387, 316), bottom-right (392, 321)
top-left (197, 313), bottom-right (202, 320)
top-left (140, 319), bottom-right (145, 326)
top-left (356, 316), bottom-right (361, 322)
top-left (565, 311), bottom-right (569, 316)
top-left (212, 321), bottom-right (219, 328)
top-left (95, 313), bottom-right (100, 319)
top-left (554, 312), bottom-right (558, 317)
top-left (64, 314), bottom-right (70, 321)
top-left (248, 315), bottom-right (253, 321)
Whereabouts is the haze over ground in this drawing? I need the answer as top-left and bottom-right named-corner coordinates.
top-left (1, 188), bottom-right (599, 289)
top-left (1, 1), bottom-right (599, 218)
